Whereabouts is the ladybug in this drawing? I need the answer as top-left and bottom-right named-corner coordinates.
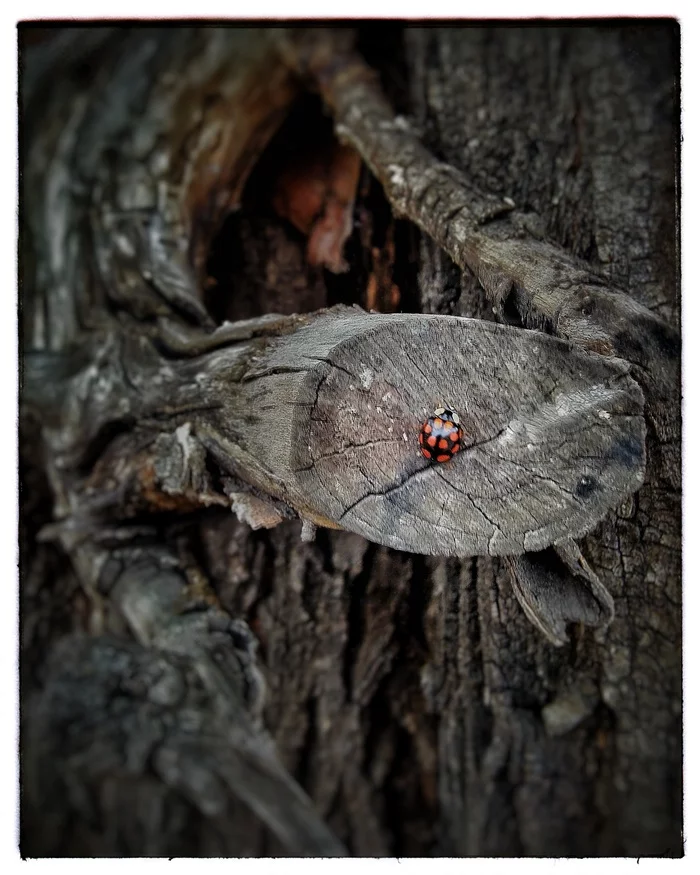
top-left (419, 406), bottom-right (464, 463)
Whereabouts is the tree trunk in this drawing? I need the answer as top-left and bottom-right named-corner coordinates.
top-left (19, 23), bottom-right (681, 857)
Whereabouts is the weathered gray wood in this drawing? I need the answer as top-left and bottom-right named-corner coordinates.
top-left (242, 311), bottom-right (645, 555)
top-left (26, 308), bottom-right (645, 557)
top-left (24, 475), bottom-right (346, 855)
top-left (20, 24), bottom-right (680, 858)
top-left (24, 631), bottom-right (346, 856)
top-left (21, 27), bottom-right (299, 349)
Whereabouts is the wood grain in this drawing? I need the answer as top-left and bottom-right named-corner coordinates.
top-left (236, 311), bottom-right (645, 555)
top-left (27, 309), bottom-right (645, 557)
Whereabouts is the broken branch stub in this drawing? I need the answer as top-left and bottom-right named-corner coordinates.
top-left (206, 310), bottom-right (645, 555)
top-left (30, 310), bottom-right (646, 558)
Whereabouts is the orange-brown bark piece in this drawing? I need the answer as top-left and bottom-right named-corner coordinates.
top-left (273, 142), bottom-right (362, 273)
top-left (365, 226), bottom-right (401, 312)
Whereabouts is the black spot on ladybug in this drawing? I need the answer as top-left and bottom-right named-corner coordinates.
top-left (419, 407), bottom-right (464, 463)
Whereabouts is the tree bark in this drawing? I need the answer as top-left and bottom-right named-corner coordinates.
top-left (20, 23), bottom-right (681, 857)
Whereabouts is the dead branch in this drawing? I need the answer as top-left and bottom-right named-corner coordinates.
top-left (27, 307), bottom-right (645, 558)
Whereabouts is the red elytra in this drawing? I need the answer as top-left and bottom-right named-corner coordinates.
top-left (418, 406), bottom-right (464, 463)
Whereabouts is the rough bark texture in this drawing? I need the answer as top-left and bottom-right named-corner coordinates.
top-left (20, 23), bottom-right (680, 857)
